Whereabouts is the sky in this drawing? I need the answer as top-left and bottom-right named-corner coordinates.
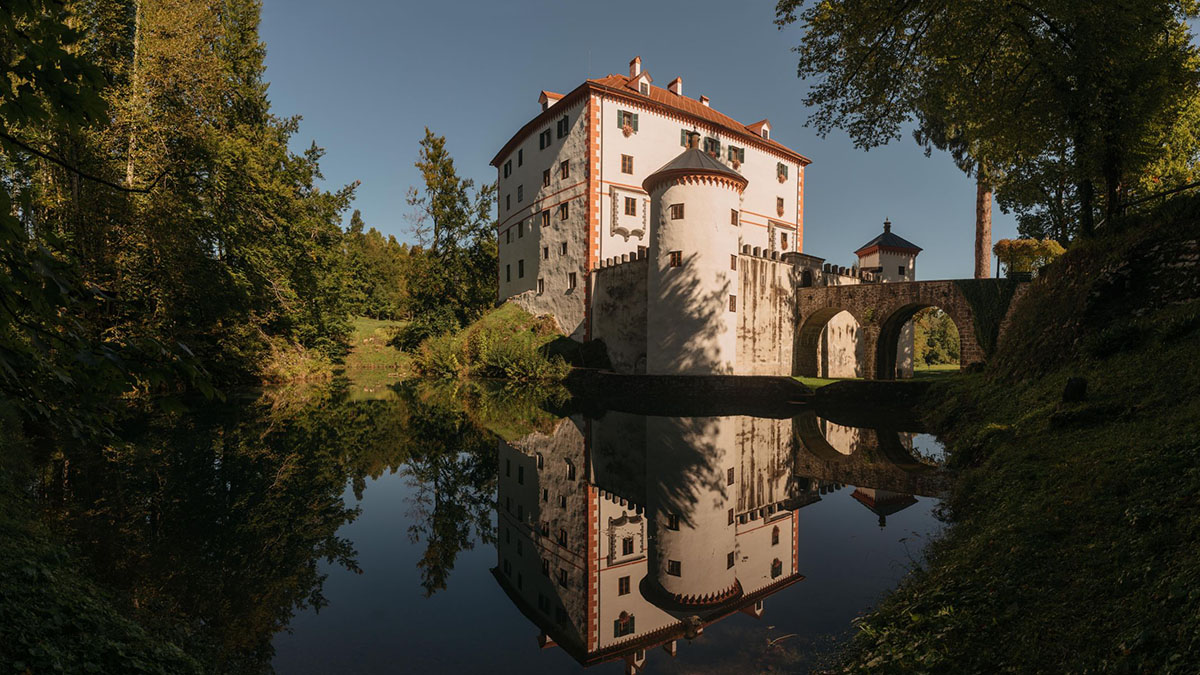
top-left (258, 0), bottom-right (1020, 281)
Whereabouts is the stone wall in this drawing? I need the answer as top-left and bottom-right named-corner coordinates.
top-left (591, 254), bottom-right (648, 373)
top-left (736, 253), bottom-right (796, 375)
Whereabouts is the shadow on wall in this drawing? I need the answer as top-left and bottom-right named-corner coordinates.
top-left (645, 415), bottom-right (727, 530)
top-left (651, 251), bottom-right (734, 375)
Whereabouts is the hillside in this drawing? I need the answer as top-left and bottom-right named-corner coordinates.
top-left (839, 197), bottom-right (1200, 672)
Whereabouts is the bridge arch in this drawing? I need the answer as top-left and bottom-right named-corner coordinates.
top-left (794, 306), bottom-right (867, 378)
top-left (875, 302), bottom-right (971, 380)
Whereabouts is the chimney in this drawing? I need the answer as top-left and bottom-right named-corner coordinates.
top-left (700, 95), bottom-right (710, 107)
top-left (884, 218), bottom-right (892, 233)
top-left (629, 56), bottom-right (642, 78)
top-left (668, 77), bottom-right (682, 96)
top-left (686, 131), bottom-right (700, 149)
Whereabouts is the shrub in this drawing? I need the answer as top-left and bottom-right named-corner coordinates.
top-left (413, 333), bottom-right (466, 379)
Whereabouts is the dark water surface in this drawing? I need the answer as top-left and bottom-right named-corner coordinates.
top-left (38, 380), bottom-right (948, 674)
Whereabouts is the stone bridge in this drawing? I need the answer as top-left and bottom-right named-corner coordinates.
top-left (795, 279), bottom-right (1025, 380)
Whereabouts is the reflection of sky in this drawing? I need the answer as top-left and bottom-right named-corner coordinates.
top-left (911, 433), bottom-right (948, 464)
top-left (272, 468), bottom-right (943, 673)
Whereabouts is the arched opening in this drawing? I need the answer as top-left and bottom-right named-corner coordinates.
top-left (795, 307), bottom-right (863, 378)
top-left (876, 304), bottom-right (964, 380)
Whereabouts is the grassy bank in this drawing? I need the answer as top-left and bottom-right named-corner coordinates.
top-left (412, 304), bottom-right (578, 381)
top-left (839, 201), bottom-right (1200, 671)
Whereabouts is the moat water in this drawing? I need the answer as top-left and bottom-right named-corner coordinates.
top-left (38, 379), bottom-right (948, 674)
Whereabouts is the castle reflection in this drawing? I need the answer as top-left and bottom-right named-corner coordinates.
top-left (492, 411), bottom-right (947, 673)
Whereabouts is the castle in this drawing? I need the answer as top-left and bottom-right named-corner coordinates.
top-left (492, 57), bottom-right (921, 377)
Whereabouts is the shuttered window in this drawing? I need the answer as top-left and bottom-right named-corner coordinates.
top-left (617, 110), bottom-right (638, 131)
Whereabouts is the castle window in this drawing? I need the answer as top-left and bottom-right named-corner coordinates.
top-left (727, 551), bottom-right (735, 569)
top-left (640, 81), bottom-right (649, 95)
top-left (776, 197), bottom-right (785, 215)
top-left (617, 110), bottom-right (638, 131)
top-left (537, 277), bottom-right (544, 293)
top-left (517, 185), bottom-right (523, 202)
top-left (727, 145), bottom-right (745, 162)
top-left (666, 513), bottom-right (680, 530)
top-left (539, 129), bottom-right (552, 149)
top-left (541, 558), bottom-right (550, 576)
top-left (680, 129), bottom-right (689, 147)
top-left (624, 197), bottom-right (637, 216)
top-left (505, 265), bottom-right (511, 282)
top-left (781, 232), bottom-right (788, 249)
top-left (614, 612), bottom-right (636, 637)
top-left (518, 260), bottom-right (524, 278)
top-left (518, 149), bottom-right (523, 166)
top-left (668, 251), bottom-right (682, 268)
top-left (538, 594), bottom-right (549, 612)
top-left (517, 222), bottom-right (524, 238)
top-left (560, 160), bottom-right (569, 179)
top-left (541, 522), bottom-right (549, 537)
top-left (506, 229), bottom-right (511, 244)
top-left (771, 558), bottom-right (783, 578)
top-left (568, 272), bottom-right (577, 290)
top-left (559, 202), bottom-right (569, 220)
top-left (730, 254), bottom-right (737, 271)
top-left (541, 210), bottom-right (550, 227)
top-left (703, 137), bottom-right (720, 156)
top-left (618, 576), bottom-right (631, 596)
top-left (558, 568), bottom-right (569, 587)
top-left (558, 529), bottom-right (568, 547)
top-left (669, 203), bottom-right (684, 220)
top-left (728, 508), bottom-right (734, 525)
top-left (506, 194), bottom-right (510, 210)
top-left (729, 295), bottom-right (737, 312)
top-left (542, 247), bottom-right (549, 260)
top-left (559, 494), bottom-right (567, 507)
top-left (536, 452), bottom-right (544, 469)
top-left (772, 526), bottom-right (780, 546)
top-left (728, 467), bottom-right (735, 485)
top-left (566, 459), bottom-right (576, 480)
top-left (560, 242), bottom-right (568, 255)
top-left (503, 160), bottom-right (512, 178)
top-left (731, 209), bottom-right (738, 225)
top-left (542, 488), bottom-right (548, 502)
top-left (556, 115), bottom-right (569, 138)
top-left (622, 536), bottom-right (634, 555)
top-left (898, 266), bottom-right (907, 276)
top-left (762, 127), bottom-right (770, 140)
top-left (542, 168), bottom-right (550, 187)
top-left (777, 162), bottom-right (789, 180)
top-left (518, 466), bottom-right (524, 484)
top-left (621, 154), bottom-right (634, 174)
top-left (667, 560), bottom-right (681, 576)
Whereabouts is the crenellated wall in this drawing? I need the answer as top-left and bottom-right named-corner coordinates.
top-left (591, 253), bottom-right (649, 373)
top-left (735, 252), bottom-right (796, 375)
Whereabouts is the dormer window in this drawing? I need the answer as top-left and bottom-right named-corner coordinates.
top-left (762, 127), bottom-right (769, 140)
top-left (640, 81), bottom-right (649, 96)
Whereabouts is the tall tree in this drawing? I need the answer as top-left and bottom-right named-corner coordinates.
top-left (776, 0), bottom-right (1200, 239)
top-left (400, 129), bottom-right (496, 347)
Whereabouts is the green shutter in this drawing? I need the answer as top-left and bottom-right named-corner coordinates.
top-left (681, 129), bottom-right (687, 146)
top-left (632, 113), bottom-right (639, 131)
top-left (617, 110), bottom-right (623, 126)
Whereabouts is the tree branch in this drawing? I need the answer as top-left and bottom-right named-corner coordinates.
top-left (0, 130), bottom-right (168, 194)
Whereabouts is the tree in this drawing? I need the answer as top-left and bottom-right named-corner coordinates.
top-left (399, 129), bottom-right (496, 348)
top-left (344, 209), bottom-right (412, 320)
top-left (775, 0), bottom-right (1200, 239)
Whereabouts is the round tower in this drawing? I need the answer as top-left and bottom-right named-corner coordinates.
top-left (647, 416), bottom-right (740, 608)
top-left (642, 132), bottom-right (748, 375)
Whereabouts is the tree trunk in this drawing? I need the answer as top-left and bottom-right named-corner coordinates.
top-left (1079, 178), bottom-right (1095, 237)
top-left (126, 0), bottom-right (141, 187)
top-left (974, 175), bottom-right (992, 279)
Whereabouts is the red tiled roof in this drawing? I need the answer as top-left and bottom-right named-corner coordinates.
top-left (491, 74), bottom-right (812, 167)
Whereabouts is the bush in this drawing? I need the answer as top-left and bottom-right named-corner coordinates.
top-left (410, 303), bottom-right (571, 381)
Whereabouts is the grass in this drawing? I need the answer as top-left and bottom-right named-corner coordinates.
top-left (837, 203), bottom-right (1200, 672)
top-left (341, 316), bottom-right (409, 374)
top-left (412, 303), bottom-right (570, 381)
top-left (911, 362), bottom-right (961, 380)
top-left (793, 375), bottom-right (848, 389)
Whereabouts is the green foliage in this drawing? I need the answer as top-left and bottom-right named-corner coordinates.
top-left (952, 279), bottom-right (1020, 357)
top-left (344, 210), bottom-right (412, 320)
top-left (912, 307), bottom-right (960, 367)
top-left (399, 129), bottom-right (497, 349)
top-left (412, 304), bottom-right (571, 381)
top-left (776, 0), bottom-right (1200, 235)
top-left (840, 202), bottom-right (1200, 672)
top-left (993, 238), bottom-right (1066, 277)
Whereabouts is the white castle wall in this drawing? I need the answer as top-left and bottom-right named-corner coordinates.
top-left (646, 178), bottom-right (742, 375)
top-left (590, 255), bottom-right (648, 373)
top-left (496, 98), bottom-right (591, 339)
top-left (735, 254), bottom-right (796, 375)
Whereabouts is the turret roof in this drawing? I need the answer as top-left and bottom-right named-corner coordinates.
top-left (642, 146), bottom-right (747, 193)
top-left (855, 220), bottom-right (922, 256)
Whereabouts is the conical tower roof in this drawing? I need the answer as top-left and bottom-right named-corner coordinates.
top-left (643, 134), bottom-right (747, 193)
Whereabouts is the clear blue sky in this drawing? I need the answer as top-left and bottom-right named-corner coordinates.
top-left (259, 0), bottom-right (1019, 281)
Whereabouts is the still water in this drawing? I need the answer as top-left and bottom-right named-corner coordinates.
top-left (38, 380), bottom-right (947, 673)
top-left (267, 382), bottom-right (948, 674)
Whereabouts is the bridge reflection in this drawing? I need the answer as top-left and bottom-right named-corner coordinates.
top-left (492, 410), bottom-right (948, 672)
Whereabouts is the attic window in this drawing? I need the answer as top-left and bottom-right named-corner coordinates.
top-left (762, 127), bottom-right (770, 140)
top-left (640, 81), bottom-right (649, 96)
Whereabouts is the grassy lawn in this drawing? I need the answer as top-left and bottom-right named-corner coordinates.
top-left (342, 316), bottom-right (409, 374)
top-left (912, 362), bottom-right (961, 380)
top-left (793, 375), bottom-right (849, 389)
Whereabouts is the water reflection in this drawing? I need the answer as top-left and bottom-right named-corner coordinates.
top-left (493, 409), bottom-right (947, 672)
